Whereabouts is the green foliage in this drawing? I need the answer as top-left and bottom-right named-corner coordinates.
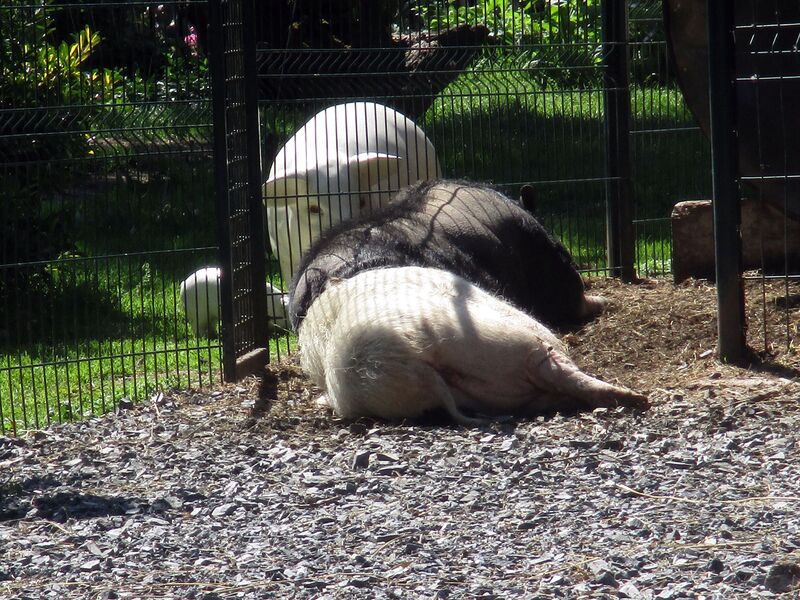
top-left (409, 0), bottom-right (671, 86)
top-left (628, 0), bottom-right (671, 85)
top-left (0, 6), bottom-right (122, 109)
top-left (118, 42), bottom-right (209, 104)
top-left (158, 50), bottom-right (210, 102)
top-left (411, 0), bottom-right (603, 85)
top-left (0, 3), bottom-right (118, 290)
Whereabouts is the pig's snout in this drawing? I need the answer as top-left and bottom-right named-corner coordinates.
top-left (580, 294), bottom-right (608, 320)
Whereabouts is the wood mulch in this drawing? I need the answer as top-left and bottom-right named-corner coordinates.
top-left (2, 276), bottom-right (800, 599)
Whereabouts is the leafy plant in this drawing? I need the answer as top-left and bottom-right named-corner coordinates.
top-left (0, 3), bottom-right (119, 321)
top-left (0, 10), bottom-right (121, 108)
top-left (155, 48), bottom-right (210, 102)
top-left (409, 0), bottom-right (603, 86)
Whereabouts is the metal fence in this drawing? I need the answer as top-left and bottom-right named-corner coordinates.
top-left (630, 1), bottom-right (710, 277)
top-left (1, 1), bottom-right (219, 434)
top-left (257, 0), bottom-right (710, 357)
top-left (1, 0), bottom-right (713, 433)
top-left (209, 0), bottom-right (269, 381)
top-left (705, 1), bottom-right (800, 361)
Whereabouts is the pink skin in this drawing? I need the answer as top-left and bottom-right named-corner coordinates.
top-left (301, 267), bottom-right (648, 425)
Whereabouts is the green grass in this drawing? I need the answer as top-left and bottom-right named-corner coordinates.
top-left (424, 71), bottom-right (709, 203)
top-left (1, 338), bottom-right (222, 434)
top-left (418, 69), bottom-right (705, 276)
top-left (270, 331), bottom-right (298, 363)
top-left (0, 247), bottom-right (299, 434)
top-left (0, 257), bottom-right (219, 433)
top-left (541, 211), bottom-right (672, 277)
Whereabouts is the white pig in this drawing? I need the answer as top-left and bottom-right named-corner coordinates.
top-left (298, 266), bottom-right (648, 425)
top-left (263, 102), bottom-right (441, 289)
top-left (180, 267), bottom-right (288, 337)
top-left (180, 267), bottom-right (221, 338)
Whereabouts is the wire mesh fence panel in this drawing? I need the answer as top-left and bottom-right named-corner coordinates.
top-left (256, 1), bottom-right (710, 330)
top-left (209, 0), bottom-right (269, 380)
top-left (257, 0), bottom-right (629, 357)
top-left (0, 1), bottom-right (728, 431)
top-left (630, 0), bottom-right (711, 278)
top-left (0, 1), bottom-right (220, 434)
top-left (733, 1), bottom-right (800, 357)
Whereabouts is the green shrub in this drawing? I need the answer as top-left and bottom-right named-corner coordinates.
top-left (409, 0), bottom-right (603, 86)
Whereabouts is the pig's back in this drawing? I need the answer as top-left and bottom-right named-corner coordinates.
top-left (310, 267), bottom-right (565, 403)
top-left (334, 267), bottom-right (568, 412)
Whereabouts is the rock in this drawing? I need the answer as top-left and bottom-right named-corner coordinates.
top-left (351, 450), bottom-right (371, 469)
top-left (595, 570), bottom-right (617, 586)
top-left (588, 559), bottom-right (613, 576)
top-left (79, 559), bottom-right (101, 572)
top-left (764, 562), bottom-right (800, 593)
top-left (708, 558), bottom-right (725, 574)
top-left (348, 577), bottom-right (373, 588)
top-left (211, 503), bottom-right (237, 517)
top-left (117, 398), bottom-right (134, 411)
top-left (671, 198), bottom-right (800, 282)
top-left (619, 581), bottom-right (645, 599)
top-left (84, 541), bottom-right (103, 557)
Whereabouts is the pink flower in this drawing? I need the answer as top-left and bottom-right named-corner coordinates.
top-left (184, 25), bottom-right (199, 56)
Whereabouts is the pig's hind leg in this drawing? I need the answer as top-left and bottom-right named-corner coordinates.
top-left (415, 365), bottom-right (492, 426)
top-left (529, 346), bottom-right (649, 410)
top-left (322, 325), bottom-right (489, 426)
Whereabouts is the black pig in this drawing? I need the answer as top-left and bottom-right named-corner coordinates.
top-left (288, 179), bottom-right (605, 331)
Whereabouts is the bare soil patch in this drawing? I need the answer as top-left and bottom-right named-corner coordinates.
top-left (2, 277), bottom-right (800, 599)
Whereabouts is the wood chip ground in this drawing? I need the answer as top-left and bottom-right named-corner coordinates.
top-left (2, 277), bottom-right (800, 599)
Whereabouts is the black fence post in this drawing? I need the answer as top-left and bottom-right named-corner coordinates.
top-left (242, 0), bottom-right (269, 355)
top-left (707, 0), bottom-right (746, 362)
top-left (602, 0), bottom-right (635, 282)
top-left (209, 0), bottom-right (237, 382)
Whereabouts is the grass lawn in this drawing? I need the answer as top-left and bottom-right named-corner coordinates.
top-left (1, 339), bottom-right (222, 434)
top-left (0, 251), bottom-right (300, 433)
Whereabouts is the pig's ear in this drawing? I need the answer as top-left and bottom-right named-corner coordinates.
top-left (262, 171), bottom-right (308, 200)
top-left (347, 152), bottom-right (402, 189)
